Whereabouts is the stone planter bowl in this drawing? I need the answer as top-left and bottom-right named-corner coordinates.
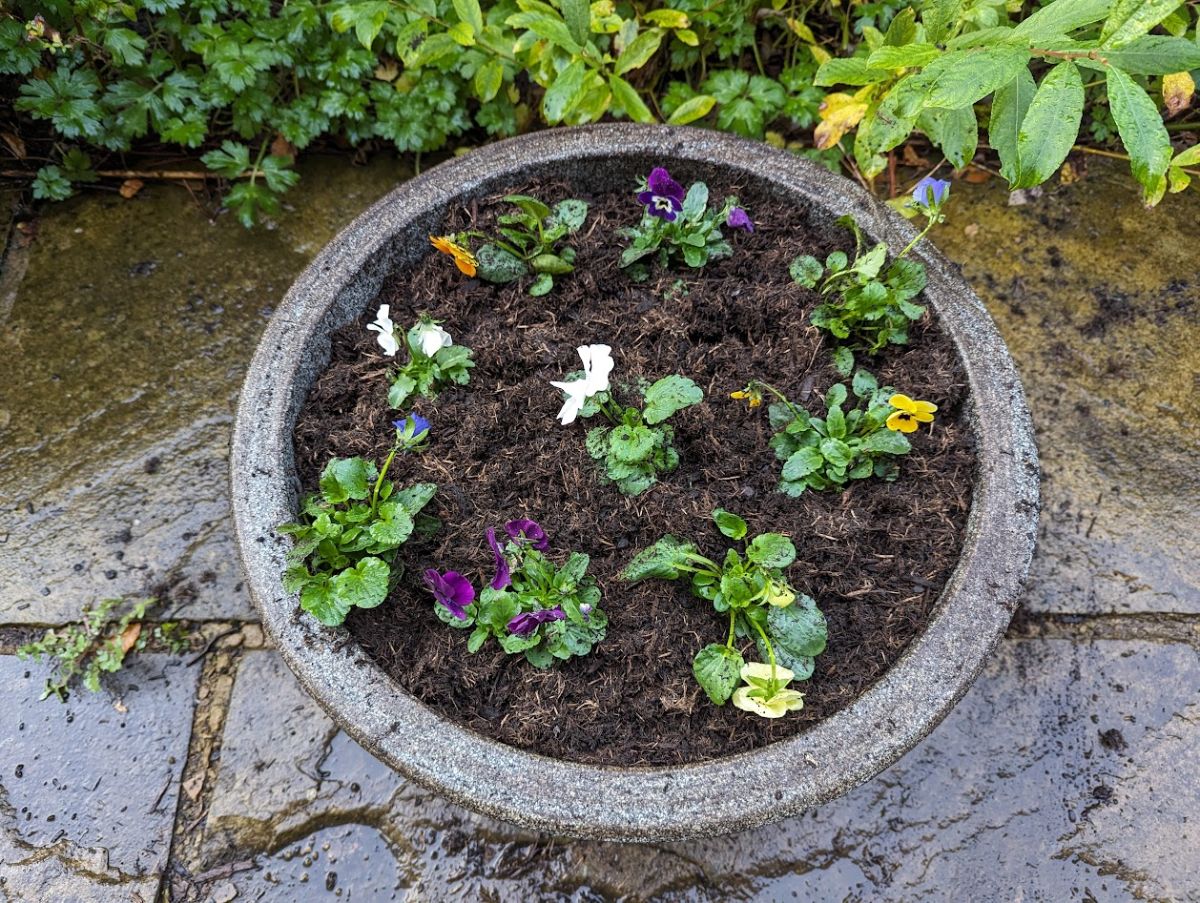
top-left (231, 124), bottom-right (1039, 843)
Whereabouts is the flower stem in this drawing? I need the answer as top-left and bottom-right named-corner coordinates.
top-left (751, 618), bottom-right (778, 689)
top-left (370, 443), bottom-right (400, 514)
top-left (896, 215), bottom-right (937, 261)
top-left (727, 610), bottom-right (737, 649)
top-left (751, 380), bottom-right (805, 420)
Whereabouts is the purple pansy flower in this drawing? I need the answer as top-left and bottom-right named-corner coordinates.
top-left (423, 569), bottom-right (475, 620)
top-left (912, 176), bottom-right (951, 210)
top-left (637, 167), bottom-right (686, 222)
top-left (507, 606), bottom-right (566, 637)
top-left (504, 518), bottom-right (549, 551)
top-left (486, 527), bottom-right (511, 590)
top-left (726, 206), bottom-right (754, 232)
top-left (393, 413), bottom-right (430, 439)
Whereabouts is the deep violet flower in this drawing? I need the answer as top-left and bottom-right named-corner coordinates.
top-left (505, 518), bottom-right (549, 551)
top-left (637, 167), bottom-right (686, 222)
top-left (727, 206), bottom-right (754, 232)
top-left (486, 527), bottom-right (511, 590)
top-left (507, 606), bottom-right (566, 637)
top-left (423, 569), bottom-right (475, 620)
top-left (912, 176), bottom-right (951, 210)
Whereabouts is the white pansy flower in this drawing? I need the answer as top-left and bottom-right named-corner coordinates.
top-left (366, 304), bottom-right (400, 357)
top-left (550, 344), bottom-right (614, 425)
top-left (414, 320), bottom-right (453, 358)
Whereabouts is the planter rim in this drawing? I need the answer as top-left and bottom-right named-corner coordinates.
top-left (231, 124), bottom-right (1039, 842)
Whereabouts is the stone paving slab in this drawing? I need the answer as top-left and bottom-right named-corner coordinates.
top-left (0, 653), bottom-right (200, 901)
top-left (194, 641), bottom-right (1199, 900)
top-left (0, 158), bottom-right (410, 625)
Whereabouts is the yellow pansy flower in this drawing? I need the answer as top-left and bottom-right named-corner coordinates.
top-left (765, 580), bottom-right (796, 608)
top-left (731, 387), bottom-right (762, 408)
top-left (731, 662), bottom-right (805, 718)
top-left (429, 234), bottom-right (478, 277)
top-left (885, 393), bottom-right (937, 433)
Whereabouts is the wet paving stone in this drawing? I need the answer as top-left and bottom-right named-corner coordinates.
top-left (937, 164), bottom-right (1200, 614)
top-left (196, 642), bottom-right (1198, 900)
top-left (0, 653), bottom-right (200, 901)
top-left (0, 158), bottom-right (411, 626)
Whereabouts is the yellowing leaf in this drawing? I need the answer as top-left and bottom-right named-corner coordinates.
top-left (1163, 71), bottom-right (1195, 116)
top-left (787, 17), bottom-right (815, 42)
top-left (814, 91), bottom-right (868, 149)
top-left (809, 44), bottom-right (832, 66)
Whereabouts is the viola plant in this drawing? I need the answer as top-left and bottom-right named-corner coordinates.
top-left (621, 509), bottom-right (826, 717)
top-left (454, 194), bottom-right (590, 297)
top-left (790, 178), bottom-right (950, 371)
top-left (279, 415), bottom-right (439, 627)
top-left (619, 167), bottom-right (751, 273)
top-left (368, 306), bottom-right (475, 409)
top-left (426, 518), bottom-right (607, 669)
top-left (733, 370), bottom-right (936, 497)
top-left (550, 343), bottom-right (703, 496)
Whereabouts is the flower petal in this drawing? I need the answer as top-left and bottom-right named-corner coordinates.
top-left (888, 393), bottom-right (916, 413)
top-left (486, 527), bottom-right (511, 590)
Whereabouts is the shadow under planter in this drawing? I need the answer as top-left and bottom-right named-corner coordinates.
top-left (230, 124), bottom-right (1039, 842)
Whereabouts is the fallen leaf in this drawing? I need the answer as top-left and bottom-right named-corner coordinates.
top-left (183, 774), bottom-right (204, 801)
top-left (120, 622), bottom-right (142, 653)
top-left (1164, 71), bottom-right (1195, 117)
top-left (962, 166), bottom-right (992, 183)
top-left (270, 133), bottom-right (296, 159)
top-left (1, 132), bottom-right (26, 159)
top-left (374, 59), bottom-right (399, 82)
top-left (901, 144), bottom-right (930, 168)
top-left (1059, 160), bottom-right (1081, 184)
top-left (814, 91), bottom-right (868, 150)
top-left (119, 178), bottom-right (144, 199)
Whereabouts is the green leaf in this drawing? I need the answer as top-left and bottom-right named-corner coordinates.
top-left (713, 509), bottom-right (748, 541)
top-left (393, 483), bottom-right (437, 516)
top-left (388, 374), bottom-right (416, 409)
top-left (475, 244), bottom-right (528, 283)
top-left (1100, 36), bottom-right (1200, 74)
top-left (506, 10), bottom-right (581, 52)
top-left (615, 28), bottom-right (664, 76)
top-left (789, 255), bottom-right (824, 287)
top-left (693, 644), bottom-right (744, 705)
top-left (319, 457), bottom-right (374, 504)
top-left (643, 375), bottom-right (704, 424)
top-left (990, 68), bottom-right (1038, 185)
top-left (920, 106), bottom-right (978, 170)
top-left (860, 429), bottom-right (912, 454)
top-left (300, 578), bottom-right (351, 626)
top-left (867, 44), bottom-right (941, 69)
top-left (826, 383), bottom-right (849, 408)
top-left (549, 198), bottom-right (589, 232)
top-left (852, 369), bottom-right (879, 398)
top-left (1013, 0), bottom-right (1114, 37)
top-left (608, 74), bottom-right (656, 123)
top-left (819, 438), bottom-right (854, 467)
top-left (782, 447), bottom-right (825, 481)
top-left (1106, 66), bottom-right (1172, 205)
top-left (833, 347), bottom-right (855, 377)
top-left (368, 503), bottom-right (415, 546)
top-left (767, 595), bottom-right (828, 658)
top-left (620, 535), bottom-right (699, 581)
top-left (746, 533), bottom-right (797, 569)
top-left (529, 273), bottom-right (554, 296)
top-left (1013, 62), bottom-right (1084, 189)
top-left (1100, 0), bottom-right (1183, 48)
top-left (331, 557), bottom-right (391, 610)
top-left (560, 0), bottom-right (590, 46)
top-left (32, 166), bottom-right (73, 201)
top-left (543, 59), bottom-right (588, 124)
top-left (854, 78), bottom-right (926, 178)
top-left (667, 94), bottom-right (717, 125)
top-left (814, 57), bottom-right (890, 87)
top-left (912, 47), bottom-right (1031, 110)
top-left (474, 59), bottom-right (505, 102)
top-left (681, 181), bottom-right (708, 220)
top-left (452, 0), bottom-right (484, 34)
top-left (609, 424), bottom-right (657, 462)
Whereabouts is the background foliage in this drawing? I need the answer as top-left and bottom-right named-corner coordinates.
top-left (2, 0), bottom-right (1198, 223)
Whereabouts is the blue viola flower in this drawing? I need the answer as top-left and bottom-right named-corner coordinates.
top-left (637, 167), bottom-right (686, 222)
top-left (726, 206), bottom-right (754, 232)
top-left (486, 527), bottom-right (511, 590)
top-left (423, 569), bottom-right (475, 621)
top-left (507, 606), bottom-right (566, 637)
top-left (912, 177), bottom-right (951, 210)
top-left (504, 518), bottom-right (549, 551)
top-left (393, 413), bottom-right (430, 449)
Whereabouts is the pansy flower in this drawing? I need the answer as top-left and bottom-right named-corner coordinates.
top-left (731, 662), bottom-right (805, 719)
top-left (366, 304), bottom-right (400, 357)
top-left (730, 387), bottom-right (762, 408)
top-left (507, 606), bottom-right (566, 637)
top-left (413, 318), bottom-right (453, 358)
top-left (393, 414), bottom-right (430, 447)
top-left (550, 343), bottom-right (614, 425)
top-left (886, 394), bottom-right (937, 433)
top-left (912, 177), bottom-right (950, 211)
top-left (505, 518), bottom-right (549, 551)
top-left (637, 167), bottom-right (686, 222)
top-left (727, 206), bottom-right (754, 232)
top-left (486, 527), bottom-right (511, 590)
top-left (430, 235), bottom-right (478, 277)
top-left (423, 569), bottom-right (475, 621)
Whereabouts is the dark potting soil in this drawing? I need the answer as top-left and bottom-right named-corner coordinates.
top-left (292, 177), bottom-right (976, 767)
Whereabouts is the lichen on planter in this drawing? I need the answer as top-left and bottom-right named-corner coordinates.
top-left (231, 124), bottom-right (1038, 842)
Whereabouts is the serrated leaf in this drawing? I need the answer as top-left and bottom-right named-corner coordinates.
top-left (300, 578), bottom-right (351, 626)
top-left (1013, 62), bottom-right (1083, 189)
top-left (814, 57), bottom-right (889, 87)
top-left (912, 47), bottom-right (1031, 110)
top-left (1013, 0), bottom-right (1113, 38)
top-left (1106, 66), bottom-right (1172, 205)
top-left (867, 44), bottom-right (941, 69)
top-left (474, 59), bottom-right (504, 102)
top-left (330, 557), bottom-right (390, 610)
top-left (782, 447), bottom-right (825, 480)
top-left (643, 375), bottom-right (703, 424)
top-left (790, 255), bottom-right (824, 287)
top-left (1100, 0), bottom-right (1183, 48)
top-left (990, 68), bottom-right (1038, 184)
top-left (319, 457), bottom-right (374, 504)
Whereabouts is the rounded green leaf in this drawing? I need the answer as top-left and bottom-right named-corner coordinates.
top-left (693, 643), bottom-right (744, 704)
top-left (746, 533), bottom-right (797, 569)
top-left (712, 508), bottom-right (748, 541)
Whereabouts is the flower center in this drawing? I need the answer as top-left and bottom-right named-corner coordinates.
top-left (653, 196), bottom-right (674, 211)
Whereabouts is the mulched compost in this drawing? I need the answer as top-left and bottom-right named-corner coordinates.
top-left (292, 177), bottom-right (976, 766)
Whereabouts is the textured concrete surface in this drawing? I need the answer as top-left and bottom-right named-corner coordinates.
top-left (0, 157), bottom-right (411, 625)
top-left (0, 653), bottom-right (199, 902)
top-left (0, 145), bottom-right (1197, 898)
top-left (230, 125), bottom-right (1038, 840)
